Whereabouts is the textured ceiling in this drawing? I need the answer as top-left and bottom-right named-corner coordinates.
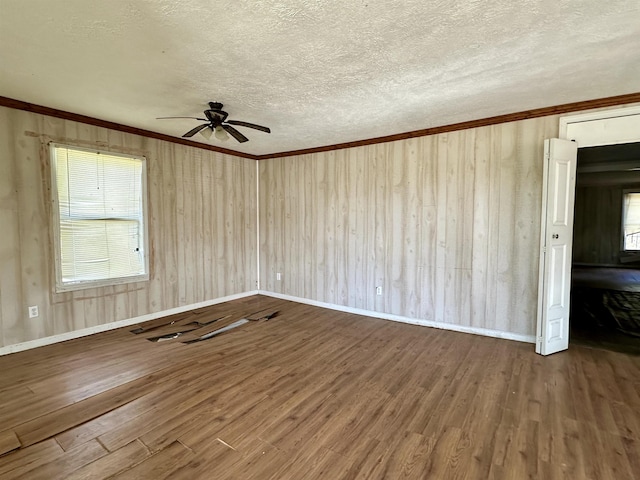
top-left (1, 0), bottom-right (639, 156)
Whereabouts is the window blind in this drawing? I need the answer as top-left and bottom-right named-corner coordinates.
top-left (52, 145), bottom-right (147, 286)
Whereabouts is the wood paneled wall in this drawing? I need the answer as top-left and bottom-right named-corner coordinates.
top-left (0, 107), bottom-right (257, 348)
top-left (572, 183), bottom-right (640, 266)
top-left (573, 185), bottom-right (623, 266)
top-left (259, 117), bottom-right (560, 336)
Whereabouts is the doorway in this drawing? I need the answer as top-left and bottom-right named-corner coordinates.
top-left (570, 142), bottom-right (640, 355)
top-left (537, 105), bottom-right (640, 355)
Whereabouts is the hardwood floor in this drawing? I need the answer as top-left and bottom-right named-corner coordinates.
top-left (572, 266), bottom-right (640, 293)
top-left (0, 295), bottom-right (639, 479)
top-left (571, 266), bottom-right (640, 355)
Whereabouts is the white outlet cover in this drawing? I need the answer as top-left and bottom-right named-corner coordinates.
top-left (28, 306), bottom-right (39, 318)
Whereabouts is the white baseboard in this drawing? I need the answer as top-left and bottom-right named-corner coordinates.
top-left (259, 290), bottom-right (536, 344)
top-left (0, 290), bottom-right (259, 356)
top-left (1, 289), bottom-right (535, 356)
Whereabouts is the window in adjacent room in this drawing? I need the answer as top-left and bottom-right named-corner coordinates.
top-left (622, 191), bottom-right (640, 251)
top-left (50, 143), bottom-right (149, 291)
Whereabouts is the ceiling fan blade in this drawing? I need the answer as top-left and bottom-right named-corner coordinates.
top-left (182, 124), bottom-right (209, 138)
top-left (226, 120), bottom-right (271, 133)
top-left (157, 116), bottom-right (208, 121)
top-left (222, 124), bottom-right (249, 143)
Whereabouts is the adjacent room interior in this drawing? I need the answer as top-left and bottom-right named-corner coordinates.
top-left (571, 142), bottom-right (640, 355)
top-left (0, 1), bottom-right (639, 478)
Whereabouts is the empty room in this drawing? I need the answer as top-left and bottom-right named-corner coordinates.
top-left (0, 1), bottom-right (639, 478)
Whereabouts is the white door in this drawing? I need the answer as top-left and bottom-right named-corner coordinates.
top-left (536, 139), bottom-right (578, 355)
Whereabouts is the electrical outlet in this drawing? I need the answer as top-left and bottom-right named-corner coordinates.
top-left (276, 272), bottom-right (282, 281)
top-left (28, 305), bottom-right (39, 318)
top-left (376, 286), bottom-right (382, 296)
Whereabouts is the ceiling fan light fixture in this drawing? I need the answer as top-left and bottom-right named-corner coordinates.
top-left (200, 126), bottom-right (213, 140)
top-left (214, 125), bottom-right (229, 141)
top-left (158, 102), bottom-right (269, 143)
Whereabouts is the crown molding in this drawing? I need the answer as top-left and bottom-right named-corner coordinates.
top-left (0, 96), bottom-right (259, 160)
top-left (3, 92), bottom-right (640, 160)
top-left (256, 92), bottom-right (640, 159)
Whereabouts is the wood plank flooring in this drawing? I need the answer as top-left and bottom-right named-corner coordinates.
top-left (0, 295), bottom-right (639, 479)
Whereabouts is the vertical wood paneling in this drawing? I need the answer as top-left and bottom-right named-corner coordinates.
top-left (0, 111), bottom-right (22, 347)
top-left (510, 116), bottom-right (557, 331)
top-left (259, 116), bottom-right (562, 336)
top-left (494, 121), bottom-right (517, 333)
top-left (389, 141), bottom-right (406, 314)
top-left (420, 135), bottom-right (438, 321)
top-left (0, 106), bottom-right (257, 348)
top-left (482, 125), bottom-right (502, 328)
top-left (572, 184), bottom-right (637, 266)
top-left (471, 126), bottom-right (491, 328)
top-left (18, 112), bottom-right (50, 341)
top-left (159, 142), bottom-right (178, 309)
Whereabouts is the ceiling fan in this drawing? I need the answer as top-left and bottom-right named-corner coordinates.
top-left (157, 102), bottom-right (271, 143)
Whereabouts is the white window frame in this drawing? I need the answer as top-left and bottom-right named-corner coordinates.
top-left (50, 143), bottom-right (150, 292)
top-left (622, 189), bottom-right (640, 252)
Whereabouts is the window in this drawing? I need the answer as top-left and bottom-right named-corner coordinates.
top-left (50, 144), bottom-right (149, 291)
top-left (622, 191), bottom-right (640, 251)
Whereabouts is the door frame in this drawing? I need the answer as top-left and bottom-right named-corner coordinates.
top-left (536, 104), bottom-right (640, 355)
top-left (559, 104), bottom-right (640, 147)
